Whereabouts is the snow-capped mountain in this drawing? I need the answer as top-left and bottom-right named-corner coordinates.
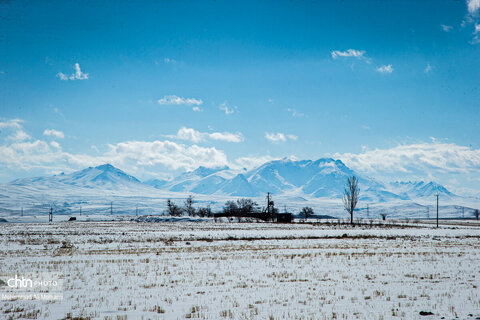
top-left (146, 158), bottom-right (414, 201)
top-left (0, 161), bottom-right (469, 220)
top-left (144, 166), bottom-right (235, 193)
top-left (10, 164), bottom-right (143, 190)
top-left (389, 181), bottom-right (454, 199)
top-left (5, 161), bottom-right (456, 202)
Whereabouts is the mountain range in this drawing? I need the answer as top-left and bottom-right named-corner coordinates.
top-left (144, 157), bottom-right (453, 201)
top-left (1, 158), bottom-right (472, 220)
top-left (4, 158), bottom-right (456, 202)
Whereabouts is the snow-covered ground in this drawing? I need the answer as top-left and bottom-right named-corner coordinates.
top-left (1, 221), bottom-right (480, 319)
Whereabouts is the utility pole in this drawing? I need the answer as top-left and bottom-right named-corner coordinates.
top-left (266, 192), bottom-right (274, 221)
top-left (436, 194), bottom-right (439, 228)
top-left (49, 207), bottom-right (53, 223)
top-left (110, 202), bottom-right (113, 215)
top-left (266, 192), bottom-right (270, 217)
top-left (21, 207), bottom-right (23, 217)
top-left (267, 192), bottom-right (270, 212)
top-left (80, 205), bottom-right (82, 216)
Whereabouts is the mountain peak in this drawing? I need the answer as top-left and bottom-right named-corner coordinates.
top-left (191, 165), bottom-right (230, 177)
top-left (95, 163), bottom-right (116, 171)
top-left (66, 163), bottom-right (140, 186)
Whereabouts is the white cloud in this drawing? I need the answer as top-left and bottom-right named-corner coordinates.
top-left (233, 155), bottom-right (277, 170)
top-left (72, 63), bottom-right (88, 80)
top-left (462, 2), bottom-right (480, 44)
top-left (168, 127), bottom-right (244, 143)
top-left (0, 119), bottom-right (233, 175)
top-left (57, 63), bottom-right (88, 81)
top-left (157, 95), bottom-right (203, 111)
top-left (424, 63), bottom-right (433, 73)
top-left (50, 141), bottom-right (61, 149)
top-left (331, 49), bottom-right (366, 60)
top-left (43, 129), bottom-right (64, 139)
top-left (7, 130), bottom-right (31, 141)
top-left (0, 120), bottom-right (237, 178)
top-left (104, 140), bottom-right (228, 171)
top-left (287, 134), bottom-right (298, 141)
top-left (376, 64), bottom-right (394, 74)
top-left (441, 24), bottom-right (453, 32)
top-left (0, 137), bottom-right (228, 175)
top-left (0, 118), bottom-right (23, 130)
top-left (467, 0), bottom-right (480, 14)
top-left (0, 119), bottom-right (30, 141)
top-left (209, 131), bottom-right (244, 143)
top-left (158, 95), bottom-right (203, 106)
top-left (219, 102), bottom-right (238, 115)
top-left (287, 108), bottom-right (305, 117)
top-left (265, 133), bottom-right (286, 143)
top-left (57, 72), bottom-right (68, 81)
top-left (164, 57), bottom-right (177, 64)
top-left (173, 127), bottom-right (205, 143)
top-left (265, 132), bottom-right (297, 143)
top-left (336, 141), bottom-right (480, 177)
top-left (0, 139), bottom-right (72, 172)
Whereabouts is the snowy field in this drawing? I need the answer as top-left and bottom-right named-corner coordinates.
top-left (1, 221), bottom-right (480, 319)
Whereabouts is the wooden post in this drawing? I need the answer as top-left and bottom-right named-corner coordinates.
top-left (436, 194), bottom-right (439, 228)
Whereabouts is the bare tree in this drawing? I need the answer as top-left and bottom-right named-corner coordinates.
top-left (237, 198), bottom-right (258, 216)
top-left (197, 205), bottom-right (212, 218)
top-left (474, 209), bottom-right (479, 220)
top-left (343, 176), bottom-right (360, 225)
top-left (223, 200), bottom-right (238, 222)
top-left (166, 199), bottom-right (183, 216)
top-left (300, 206), bottom-right (314, 221)
top-left (185, 195), bottom-right (195, 216)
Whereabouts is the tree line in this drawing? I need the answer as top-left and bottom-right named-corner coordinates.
top-left (165, 196), bottom-right (317, 220)
top-left (166, 196), bottom-right (213, 217)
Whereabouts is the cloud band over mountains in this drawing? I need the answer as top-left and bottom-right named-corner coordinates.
top-left (1, 118), bottom-right (480, 194)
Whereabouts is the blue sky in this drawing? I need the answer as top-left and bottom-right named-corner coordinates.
top-left (1, 0), bottom-right (480, 194)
